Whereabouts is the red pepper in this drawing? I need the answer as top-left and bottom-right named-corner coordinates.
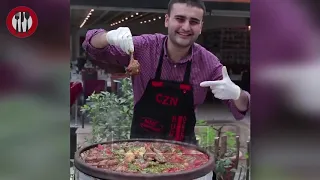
top-left (171, 155), bottom-right (184, 163)
top-left (97, 144), bottom-right (104, 150)
top-left (193, 159), bottom-right (203, 167)
top-left (105, 149), bottom-right (112, 155)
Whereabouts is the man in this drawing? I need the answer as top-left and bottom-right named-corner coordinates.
top-left (83, 0), bottom-right (250, 178)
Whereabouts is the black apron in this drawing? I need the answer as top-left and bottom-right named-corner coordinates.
top-left (130, 40), bottom-right (197, 145)
top-left (129, 39), bottom-right (217, 179)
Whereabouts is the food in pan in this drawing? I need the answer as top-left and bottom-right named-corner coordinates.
top-left (80, 141), bottom-right (209, 174)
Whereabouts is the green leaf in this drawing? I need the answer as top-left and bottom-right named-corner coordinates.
top-left (81, 78), bottom-right (134, 145)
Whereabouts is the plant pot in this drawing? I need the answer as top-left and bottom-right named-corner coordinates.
top-left (74, 139), bottom-right (216, 180)
top-left (219, 151), bottom-right (243, 180)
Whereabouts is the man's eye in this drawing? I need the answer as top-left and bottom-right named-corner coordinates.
top-left (190, 21), bottom-right (199, 25)
top-left (175, 17), bottom-right (185, 22)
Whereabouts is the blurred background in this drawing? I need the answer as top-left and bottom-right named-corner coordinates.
top-left (251, 0), bottom-right (320, 179)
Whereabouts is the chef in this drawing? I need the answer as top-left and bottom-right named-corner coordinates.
top-left (83, 0), bottom-right (250, 178)
top-left (83, 0), bottom-right (249, 142)
top-left (83, 0), bottom-right (249, 140)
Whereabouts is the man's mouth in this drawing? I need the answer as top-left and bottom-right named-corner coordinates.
top-left (177, 32), bottom-right (192, 37)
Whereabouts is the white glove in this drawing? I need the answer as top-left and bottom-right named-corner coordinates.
top-left (200, 66), bottom-right (241, 100)
top-left (106, 27), bottom-right (134, 54)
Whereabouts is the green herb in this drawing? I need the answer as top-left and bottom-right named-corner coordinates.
top-left (143, 163), bottom-right (175, 173)
top-left (128, 164), bottom-right (140, 172)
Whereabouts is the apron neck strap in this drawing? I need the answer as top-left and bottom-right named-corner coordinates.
top-left (183, 61), bottom-right (192, 84)
top-left (155, 38), bottom-right (192, 84)
top-left (154, 39), bottom-right (166, 80)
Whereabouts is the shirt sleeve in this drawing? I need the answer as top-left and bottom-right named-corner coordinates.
top-left (210, 56), bottom-right (251, 120)
top-left (82, 29), bottom-right (158, 67)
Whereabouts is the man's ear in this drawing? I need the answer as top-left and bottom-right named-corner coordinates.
top-left (165, 14), bottom-right (169, 28)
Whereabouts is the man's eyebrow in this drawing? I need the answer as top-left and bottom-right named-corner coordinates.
top-left (174, 15), bottom-right (201, 22)
top-left (174, 15), bottom-right (186, 18)
top-left (190, 18), bottom-right (200, 22)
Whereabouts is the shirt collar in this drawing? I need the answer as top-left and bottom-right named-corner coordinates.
top-left (163, 36), bottom-right (194, 64)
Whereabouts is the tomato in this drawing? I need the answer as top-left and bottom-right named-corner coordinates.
top-left (193, 159), bottom-right (203, 167)
top-left (105, 149), bottom-right (112, 155)
top-left (97, 144), bottom-right (104, 150)
top-left (185, 165), bottom-right (194, 171)
top-left (170, 155), bottom-right (184, 163)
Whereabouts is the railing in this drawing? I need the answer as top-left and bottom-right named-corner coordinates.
top-left (196, 121), bottom-right (250, 180)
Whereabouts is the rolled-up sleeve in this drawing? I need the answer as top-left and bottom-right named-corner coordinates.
top-left (224, 90), bottom-right (250, 120)
top-left (210, 60), bottom-right (251, 120)
top-left (82, 29), bottom-right (129, 66)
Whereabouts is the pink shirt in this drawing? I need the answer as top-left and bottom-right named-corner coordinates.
top-left (82, 29), bottom-right (250, 120)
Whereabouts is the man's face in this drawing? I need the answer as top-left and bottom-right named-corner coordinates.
top-left (165, 3), bottom-right (204, 48)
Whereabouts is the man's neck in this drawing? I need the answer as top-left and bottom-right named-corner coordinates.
top-left (167, 38), bottom-right (191, 63)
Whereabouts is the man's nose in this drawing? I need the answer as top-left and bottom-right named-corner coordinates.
top-left (181, 21), bottom-right (191, 31)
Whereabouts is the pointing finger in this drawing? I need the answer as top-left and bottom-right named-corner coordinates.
top-left (200, 81), bottom-right (224, 87)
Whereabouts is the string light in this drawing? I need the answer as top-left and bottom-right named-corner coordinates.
top-left (110, 12), bottom-right (141, 27)
top-left (110, 13), bottom-right (164, 27)
top-left (140, 16), bottom-right (163, 24)
top-left (80, 9), bottom-right (94, 28)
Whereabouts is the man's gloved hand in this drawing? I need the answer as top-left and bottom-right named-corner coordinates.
top-left (200, 66), bottom-right (241, 100)
top-left (105, 27), bottom-right (134, 54)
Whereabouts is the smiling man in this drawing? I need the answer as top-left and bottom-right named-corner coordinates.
top-left (83, 0), bottom-right (250, 178)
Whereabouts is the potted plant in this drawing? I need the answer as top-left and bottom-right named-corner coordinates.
top-left (80, 77), bottom-right (134, 145)
top-left (195, 120), bottom-right (243, 180)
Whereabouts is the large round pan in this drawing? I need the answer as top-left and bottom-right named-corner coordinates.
top-left (74, 138), bottom-right (215, 180)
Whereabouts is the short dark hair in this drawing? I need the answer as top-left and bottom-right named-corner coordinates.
top-left (168, 0), bottom-right (206, 17)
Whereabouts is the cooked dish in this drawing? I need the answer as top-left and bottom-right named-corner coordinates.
top-left (80, 141), bottom-right (209, 174)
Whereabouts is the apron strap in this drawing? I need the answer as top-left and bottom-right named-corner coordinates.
top-left (154, 39), bottom-right (166, 81)
top-left (183, 61), bottom-right (192, 84)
